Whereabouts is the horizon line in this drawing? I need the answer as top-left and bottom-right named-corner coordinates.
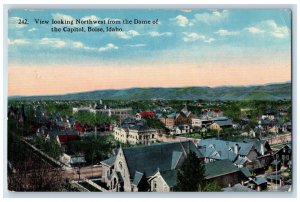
top-left (8, 80), bottom-right (291, 98)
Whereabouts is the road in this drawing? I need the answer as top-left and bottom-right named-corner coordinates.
top-left (65, 165), bottom-right (103, 180)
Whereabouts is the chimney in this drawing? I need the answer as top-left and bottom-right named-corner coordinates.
top-left (234, 144), bottom-right (239, 155)
top-left (260, 143), bottom-right (265, 155)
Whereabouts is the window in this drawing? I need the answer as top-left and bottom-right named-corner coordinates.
top-left (118, 161), bottom-right (123, 170)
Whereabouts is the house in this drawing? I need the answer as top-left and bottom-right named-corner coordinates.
top-left (191, 117), bottom-right (202, 127)
top-left (283, 122), bottom-right (292, 132)
top-left (272, 143), bottom-right (292, 167)
top-left (175, 124), bottom-right (193, 135)
top-left (158, 113), bottom-right (176, 128)
top-left (202, 108), bottom-right (223, 118)
top-left (261, 108), bottom-right (276, 120)
top-left (149, 159), bottom-right (250, 192)
top-left (136, 111), bottom-right (156, 120)
top-left (174, 105), bottom-right (193, 126)
top-left (222, 183), bottom-right (256, 192)
top-left (57, 133), bottom-right (80, 145)
top-left (114, 123), bottom-right (157, 145)
top-left (100, 141), bottom-right (202, 192)
top-left (198, 139), bottom-right (272, 171)
top-left (46, 129), bottom-right (80, 145)
top-left (148, 169), bottom-right (177, 192)
top-left (204, 159), bottom-right (246, 188)
top-left (210, 117), bottom-right (233, 130)
top-left (248, 177), bottom-right (268, 191)
top-left (198, 139), bottom-right (253, 165)
top-left (159, 105), bottom-right (193, 128)
top-left (61, 152), bottom-right (86, 167)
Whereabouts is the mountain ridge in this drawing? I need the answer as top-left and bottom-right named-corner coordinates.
top-left (9, 82), bottom-right (292, 101)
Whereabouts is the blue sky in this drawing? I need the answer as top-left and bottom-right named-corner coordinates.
top-left (8, 9), bottom-right (292, 96)
top-left (8, 9), bottom-right (291, 66)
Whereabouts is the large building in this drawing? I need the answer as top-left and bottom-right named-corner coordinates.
top-left (72, 106), bottom-right (132, 120)
top-left (158, 105), bottom-right (193, 128)
top-left (114, 124), bottom-right (158, 145)
top-left (100, 141), bottom-right (202, 192)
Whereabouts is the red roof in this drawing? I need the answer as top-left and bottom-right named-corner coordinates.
top-left (213, 108), bottom-right (221, 113)
top-left (58, 134), bottom-right (80, 143)
top-left (139, 111), bottom-right (156, 118)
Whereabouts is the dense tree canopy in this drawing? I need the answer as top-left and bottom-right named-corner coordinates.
top-left (176, 151), bottom-right (205, 191)
top-left (74, 111), bottom-right (116, 126)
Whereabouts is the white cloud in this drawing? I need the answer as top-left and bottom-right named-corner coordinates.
top-left (182, 32), bottom-right (205, 42)
top-left (72, 41), bottom-right (84, 48)
top-left (173, 15), bottom-right (189, 27)
top-left (245, 27), bottom-right (265, 34)
top-left (194, 10), bottom-right (229, 24)
top-left (127, 44), bottom-right (146, 48)
top-left (265, 20), bottom-right (289, 38)
top-left (148, 31), bottom-right (173, 37)
top-left (72, 41), bottom-right (97, 51)
top-left (99, 43), bottom-right (119, 52)
top-left (116, 30), bottom-right (140, 39)
top-left (28, 28), bottom-right (38, 32)
top-left (82, 15), bottom-right (100, 21)
top-left (214, 29), bottom-right (239, 36)
top-left (204, 38), bottom-right (215, 43)
top-left (181, 9), bottom-right (192, 13)
top-left (245, 20), bottom-right (290, 38)
top-left (39, 38), bottom-right (66, 48)
top-left (182, 32), bottom-right (215, 43)
top-left (9, 17), bottom-right (28, 28)
top-left (8, 38), bottom-right (30, 45)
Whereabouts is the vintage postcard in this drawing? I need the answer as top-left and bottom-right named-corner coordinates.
top-left (7, 8), bottom-right (292, 193)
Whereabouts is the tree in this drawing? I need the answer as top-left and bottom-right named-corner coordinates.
top-left (145, 117), bottom-right (165, 129)
top-left (175, 151), bottom-right (205, 191)
top-left (202, 181), bottom-right (222, 192)
top-left (74, 111), bottom-right (96, 125)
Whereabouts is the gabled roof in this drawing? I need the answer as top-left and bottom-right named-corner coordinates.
top-left (234, 156), bottom-right (248, 165)
top-left (171, 151), bottom-right (183, 170)
top-left (248, 139), bottom-right (268, 155)
top-left (240, 167), bottom-right (252, 178)
top-left (129, 124), bottom-right (153, 131)
top-left (214, 119), bottom-right (233, 127)
top-left (122, 141), bottom-right (202, 178)
top-left (139, 111), bottom-right (156, 118)
top-left (198, 139), bottom-right (254, 160)
top-left (222, 183), bottom-right (256, 192)
top-left (58, 134), bottom-right (80, 143)
top-left (250, 177), bottom-right (267, 185)
top-left (273, 144), bottom-right (292, 155)
top-left (167, 112), bottom-right (177, 119)
top-left (101, 155), bottom-right (116, 166)
top-left (132, 171), bottom-right (143, 186)
top-left (160, 169), bottom-right (178, 188)
top-left (204, 159), bottom-right (239, 179)
top-left (70, 156), bottom-right (86, 165)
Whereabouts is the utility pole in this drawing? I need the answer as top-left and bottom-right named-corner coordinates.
top-left (276, 154), bottom-right (278, 192)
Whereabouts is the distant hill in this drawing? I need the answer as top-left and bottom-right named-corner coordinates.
top-left (9, 82), bottom-right (291, 101)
